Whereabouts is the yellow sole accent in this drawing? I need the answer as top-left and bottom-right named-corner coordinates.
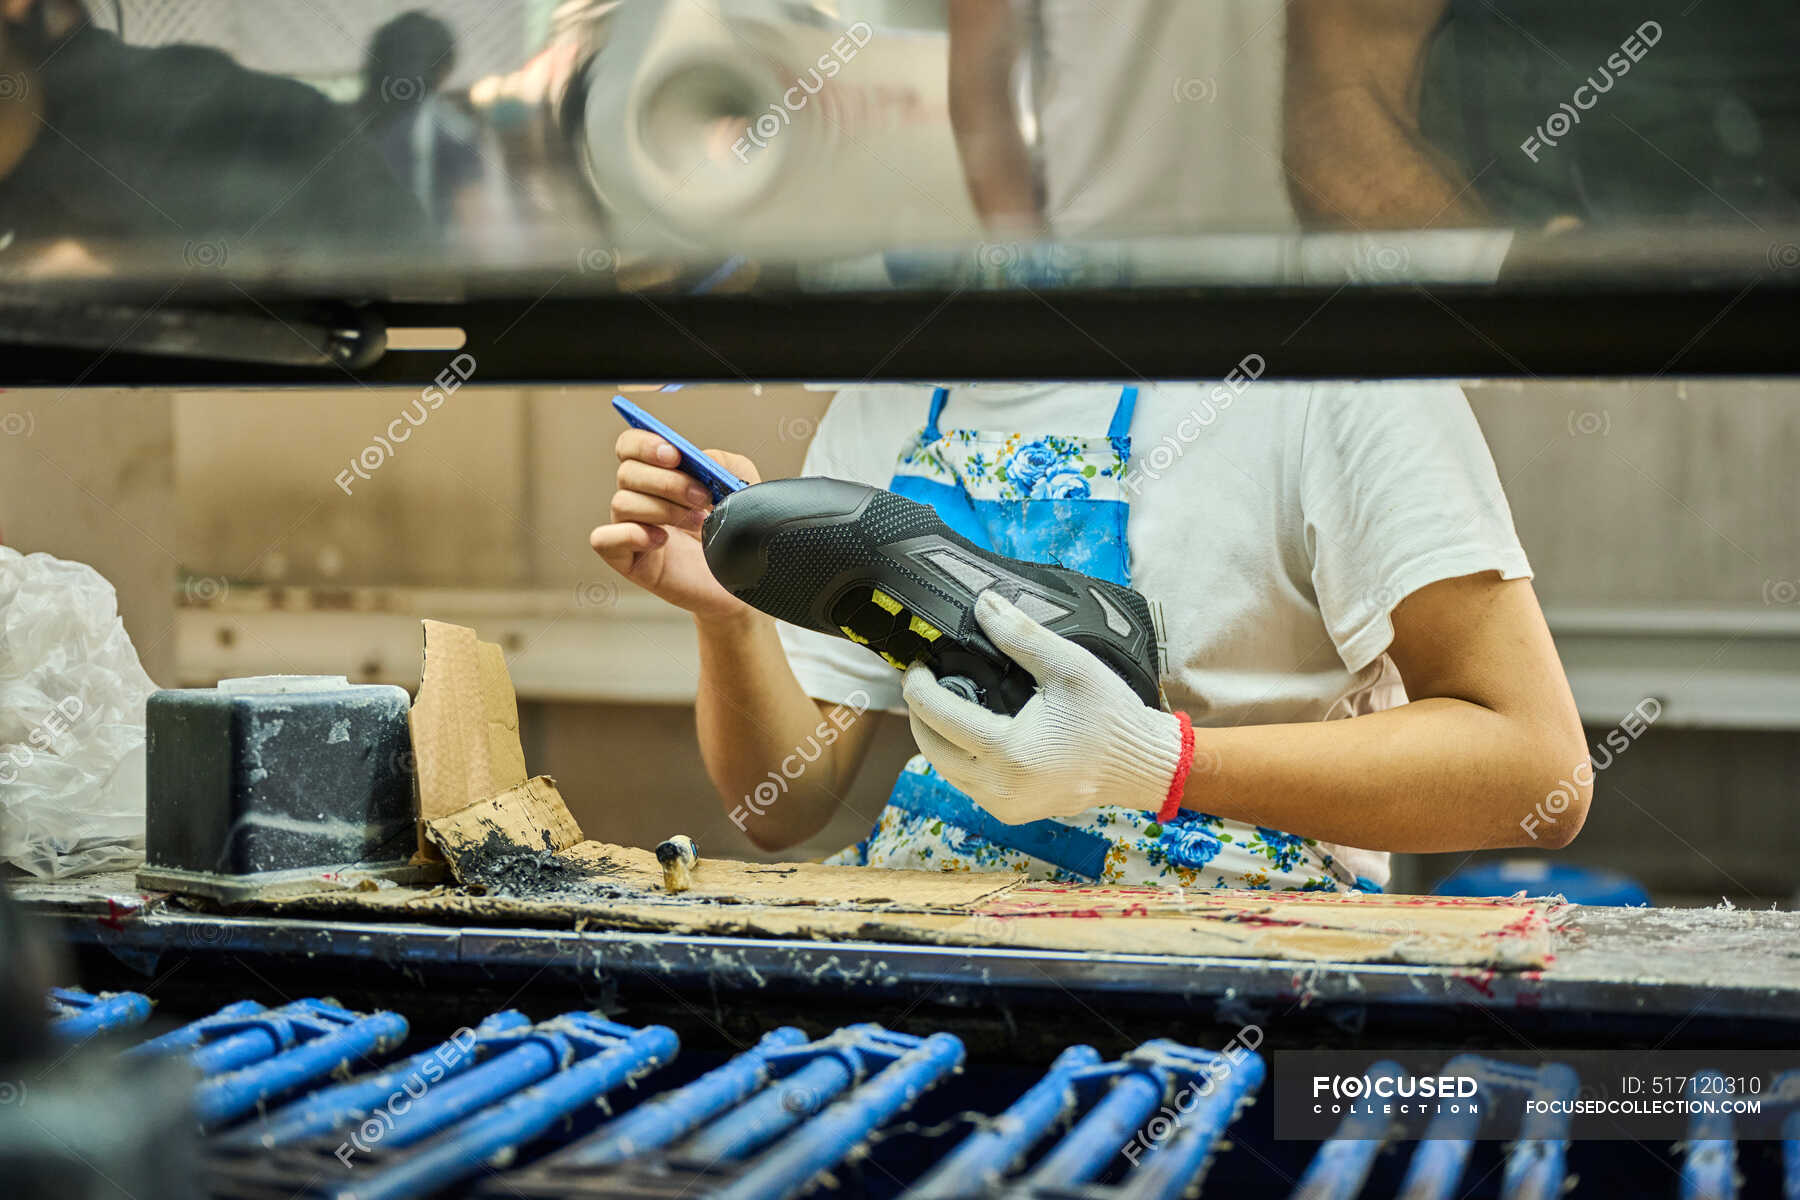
top-left (879, 651), bottom-right (909, 670)
top-left (870, 588), bottom-right (903, 615)
top-left (907, 614), bottom-right (942, 641)
top-left (839, 624), bottom-right (870, 645)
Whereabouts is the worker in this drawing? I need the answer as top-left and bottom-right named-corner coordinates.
top-left (0, 0), bottom-right (422, 257)
top-left (947, 0), bottom-right (1292, 238)
top-left (353, 11), bottom-right (497, 239)
top-left (592, 381), bottom-right (1591, 891)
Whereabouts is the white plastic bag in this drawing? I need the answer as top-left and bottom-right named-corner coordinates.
top-left (0, 547), bottom-right (158, 878)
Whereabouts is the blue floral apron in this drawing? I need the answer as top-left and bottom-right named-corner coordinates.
top-left (824, 387), bottom-right (1362, 891)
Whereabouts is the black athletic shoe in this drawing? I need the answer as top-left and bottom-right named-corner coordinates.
top-left (701, 477), bottom-right (1161, 715)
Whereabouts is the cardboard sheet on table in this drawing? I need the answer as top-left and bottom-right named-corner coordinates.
top-left (575, 842), bottom-right (1027, 908)
top-left (262, 872), bottom-right (1556, 968)
top-left (604, 904), bottom-right (1554, 967)
top-left (479, 833), bottom-right (1020, 909)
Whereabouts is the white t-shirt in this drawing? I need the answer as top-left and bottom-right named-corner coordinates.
top-left (1028, 0), bottom-right (1293, 235)
top-left (777, 382), bottom-right (1532, 889)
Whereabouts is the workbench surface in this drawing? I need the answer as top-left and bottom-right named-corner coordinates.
top-left (16, 874), bottom-right (1799, 1035)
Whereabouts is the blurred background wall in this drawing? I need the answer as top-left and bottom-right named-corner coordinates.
top-left (2, 379), bottom-right (1795, 904)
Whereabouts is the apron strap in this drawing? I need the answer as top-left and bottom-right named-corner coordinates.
top-left (923, 387), bottom-right (950, 444)
top-left (1108, 386), bottom-right (1138, 462)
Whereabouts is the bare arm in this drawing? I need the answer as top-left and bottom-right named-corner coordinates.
top-left (1284, 0), bottom-right (1483, 229)
top-left (1187, 573), bottom-right (1590, 850)
top-left (590, 431), bottom-right (877, 851)
top-left (693, 610), bottom-right (880, 850)
top-left (947, 0), bottom-right (1043, 233)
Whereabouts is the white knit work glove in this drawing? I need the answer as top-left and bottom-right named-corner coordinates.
top-left (902, 591), bottom-right (1193, 825)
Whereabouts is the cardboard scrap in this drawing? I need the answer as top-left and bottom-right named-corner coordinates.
top-left (408, 619), bottom-right (536, 861)
top-left (422, 775), bottom-right (586, 877)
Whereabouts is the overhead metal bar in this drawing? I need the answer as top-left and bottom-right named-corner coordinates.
top-left (1, 283), bottom-right (1796, 387)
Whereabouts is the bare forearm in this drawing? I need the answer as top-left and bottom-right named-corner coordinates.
top-left (951, 104), bottom-right (1041, 232)
top-left (948, 0), bottom-right (1042, 233)
top-left (1285, 86), bottom-right (1481, 228)
top-left (1284, 0), bottom-right (1477, 229)
top-left (692, 611), bottom-right (853, 849)
top-left (1186, 698), bottom-right (1589, 852)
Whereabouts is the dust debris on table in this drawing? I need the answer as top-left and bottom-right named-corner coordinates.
top-left (451, 827), bottom-right (623, 901)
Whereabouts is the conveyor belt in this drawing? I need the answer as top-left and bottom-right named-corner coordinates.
top-left (43, 987), bottom-right (1800, 1198)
